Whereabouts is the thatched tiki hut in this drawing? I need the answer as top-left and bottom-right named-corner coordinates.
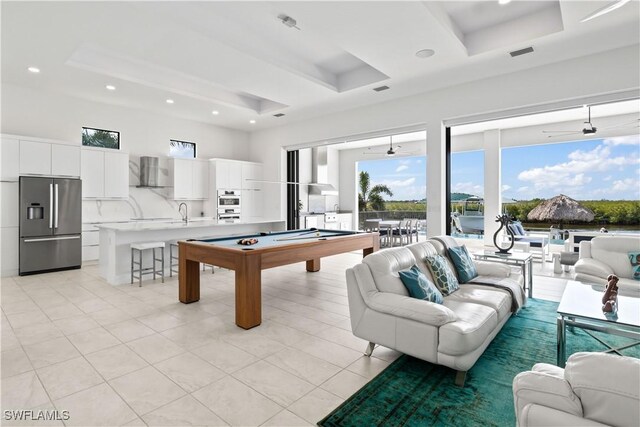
top-left (527, 194), bottom-right (595, 228)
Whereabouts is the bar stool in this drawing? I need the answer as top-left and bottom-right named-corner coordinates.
top-left (169, 241), bottom-right (179, 278)
top-left (130, 242), bottom-right (165, 286)
top-left (169, 240), bottom-right (214, 277)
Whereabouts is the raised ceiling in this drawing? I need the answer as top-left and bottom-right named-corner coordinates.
top-left (2, 1), bottom-right (639, 132)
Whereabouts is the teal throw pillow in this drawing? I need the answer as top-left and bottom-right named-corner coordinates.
top-left (628, 251), bottom-right (640, 281)
top-left (424, 255), bottom-right (460, 295)
top-left (448, 245), bottom-right (478, 283)
top-left (399, 265), bottom-right (443, 304)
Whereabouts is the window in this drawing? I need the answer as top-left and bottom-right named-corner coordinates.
top-left (169, 140), bottom-right (196, 158)
top-left (82, 127), bottom-right (120, 149)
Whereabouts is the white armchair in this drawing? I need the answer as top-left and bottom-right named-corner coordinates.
top-left (513, 352), bottom-right (640, 427)
top-left (574, 236), bottom-right (640, 293)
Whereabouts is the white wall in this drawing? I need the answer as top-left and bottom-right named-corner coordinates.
top-left (249, 44), bottom-right (640, 236)
top-left (1, 84), bottom-right (250, 159)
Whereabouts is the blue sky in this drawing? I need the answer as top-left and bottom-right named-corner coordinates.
top-left (357, 156), bottom-right (426, 201)
top-left (358, 134), bottom-right (640, 201)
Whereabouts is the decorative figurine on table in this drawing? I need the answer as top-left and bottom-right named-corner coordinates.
top-left (493, 214), bottom-right (515, 254)
top-left (602, 274), bottom-right (619, 313)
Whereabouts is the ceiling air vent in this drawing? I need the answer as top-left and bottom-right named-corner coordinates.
top-left (273, 113), bottom-right (285, 117)
top-left (510, 47), bottom-right (534, 58)
top-left (373, 85), bottom-right (390, 92)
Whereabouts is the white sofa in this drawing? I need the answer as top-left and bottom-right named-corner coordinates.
top-left (345, 236), bottom-right (525, 386)
top-left (513, 352), bottom-right (640, 427)
top-left (574, 236), bottom-right (640, 292)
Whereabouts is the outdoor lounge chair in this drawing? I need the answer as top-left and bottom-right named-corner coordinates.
top-left (508, 221), bottom-right (549, 261)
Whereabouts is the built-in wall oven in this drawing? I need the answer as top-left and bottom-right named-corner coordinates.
top-left (217, 208), bottom-right (241, 223)
top-left (218, 190), bottom-right (241, 209)
top-left (217, 190), bottom-right (241, 222)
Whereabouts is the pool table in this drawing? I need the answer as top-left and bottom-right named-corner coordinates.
top-left (178, 228), bottom-right (379, 329)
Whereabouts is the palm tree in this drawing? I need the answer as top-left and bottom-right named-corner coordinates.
top-left (358, 171), bottom-right (393, 211)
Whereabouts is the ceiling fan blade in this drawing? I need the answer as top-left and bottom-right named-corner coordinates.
top-left (597, 119), bottom-right (640, 130)
top-left (542, 130), bottom-right (581, 133)
top-left (547, 132), bottom-right (583, 138)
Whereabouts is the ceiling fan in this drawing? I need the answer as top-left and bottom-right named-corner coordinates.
top-left (542, 105), bottom-right (640, 138)
top-left (363, 137), bottom-right (417, 157)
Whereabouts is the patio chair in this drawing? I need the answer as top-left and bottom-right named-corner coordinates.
top-left (391, 219), bottom-right (413, 246)
top-left (403, 218), bottom-right (420, 243)
top-left (508, 221), bottom-right (550, 261)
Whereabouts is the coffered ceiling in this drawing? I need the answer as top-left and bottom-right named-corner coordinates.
top-left (2, 1), bottom-right (639, 131)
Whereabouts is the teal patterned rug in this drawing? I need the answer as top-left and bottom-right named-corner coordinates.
top-left (318, 299), bottom-right (640, 427)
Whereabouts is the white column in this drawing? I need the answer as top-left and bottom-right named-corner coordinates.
top-left (426, 122), bottom-right (445, 237)
top-left (483, 129), bottom-right (501, 247)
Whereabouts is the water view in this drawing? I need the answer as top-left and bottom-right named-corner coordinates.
top-left (357, 135), bottom-right (640, 238)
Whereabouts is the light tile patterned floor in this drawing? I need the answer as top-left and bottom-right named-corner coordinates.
top-left (0, 252), bottom-right (567, 426)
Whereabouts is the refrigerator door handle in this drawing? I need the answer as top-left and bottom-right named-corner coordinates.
top-left (23, 236), bottom-right (80, 243)
top-left (49, 183), bottom-right (54, 229)
top-left (54, 184), bottom-right (59, 229)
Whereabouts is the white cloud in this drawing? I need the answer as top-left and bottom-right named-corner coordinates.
top-left (517, 186), bottom-right (529, 193)
top-left (517, 143), bottom-right (639, 191)
top-left (502, 185), bottom-right (511, 191)
top-left (373, 177), bottom-right (416, 187)
top-left (603, 135), bottom-right (640, 146)
top-left (611, 178), bottom-right (637, 192)
top-left (603, 175), bottom-right (612, 181)
top-left (395, 165), bottom-right (409, 172)
top-left (452, 181), bottom-right (483, 196)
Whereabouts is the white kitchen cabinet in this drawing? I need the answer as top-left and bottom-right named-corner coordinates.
top-left (173, 159), bottom-right (192, 200)
top-left (192, 160), bottom-right (208, 199)
top-left (172, 158), bottom-right (208, 200)
top-left (19, 140), bottom-right (51, 175)
top-left (104, 151), bottom-right (129, 198)
top-left (0, 182), bottom-right (19, 228)
top-left (51, 144), bottom-right (80, 177)
top-left (81, 148), bottom-right (128, 199)
top-left (211, 159), bottom-right (243, 191)
top-left (81, 149), bottom-right (105, 198)
top-left (0, 226), bottom-right (18, 277)
top-left (336, 213), bottom-right (353, 230)
top-left (1, 138), bottom-right (19, 181)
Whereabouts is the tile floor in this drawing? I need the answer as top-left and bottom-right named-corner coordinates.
top-left (1, 252), bottom-right (568, 426)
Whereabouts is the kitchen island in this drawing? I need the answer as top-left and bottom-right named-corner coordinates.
top-left (97, 219), bottom-right (286, 285)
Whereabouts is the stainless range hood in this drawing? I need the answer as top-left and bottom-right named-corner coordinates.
top-left (309, 147), bottom-right (338, 196)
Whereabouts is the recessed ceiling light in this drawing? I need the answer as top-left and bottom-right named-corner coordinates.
top-left (498, 0), bottom-right (511, 4)
top-left (212, 110), bottom-right (219, 115)
top-left (105, 85), bottom-right (116, 91)
top-left (249, 120), bottom-right (256, 124)
top-left (166, 99), bottom-right (174, 104)
top-left (27, 66), bottom-right (40, 73)
top-left (415, 49), bottom-right (435, 59)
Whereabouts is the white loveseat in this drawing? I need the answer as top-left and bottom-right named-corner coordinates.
top-left (574, 236), bottom-right (640, 292)
top-left (345, 236), bottom-right (525, 385)
top-left (513, 352), bottom-right (640, 427)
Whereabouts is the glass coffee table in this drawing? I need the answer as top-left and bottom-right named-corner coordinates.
top-left (556, 280), bottom-right (640, 367)
top-left (473, 251), bottom-right (533, 298)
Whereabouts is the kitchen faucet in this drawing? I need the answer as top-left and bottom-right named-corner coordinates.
top-left (178, 203), bottom-right (188, 223)
top-left (334, 204), bottom-right (339, 212)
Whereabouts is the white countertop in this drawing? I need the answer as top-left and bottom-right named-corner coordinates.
top-left (96, 218), bottom-right (285, 231)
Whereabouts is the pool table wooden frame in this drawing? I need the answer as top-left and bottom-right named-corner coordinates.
top-left (178, 230), bottom-right (380, 329)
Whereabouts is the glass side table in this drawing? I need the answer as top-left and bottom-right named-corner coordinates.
top-left (556, 281), bottom-right (640, 367)
top-left (473, 251), bottom-right (533, 298)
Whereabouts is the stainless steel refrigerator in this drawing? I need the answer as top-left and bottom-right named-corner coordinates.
top-left (19, 176), bottom-right (82, 275)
